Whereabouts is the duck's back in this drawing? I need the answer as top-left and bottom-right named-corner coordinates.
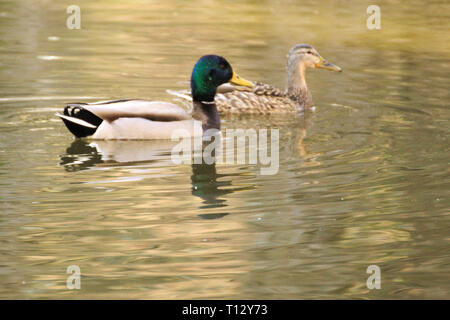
top-left (169, 83), bottom-right (300, 115)
top-left (82, 100), bottom-right (191, 122)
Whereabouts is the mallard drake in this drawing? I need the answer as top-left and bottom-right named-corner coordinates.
top-left (56, 55), bottom-right (254, 140)
top-left (169, 44), bottom-right (341, 114)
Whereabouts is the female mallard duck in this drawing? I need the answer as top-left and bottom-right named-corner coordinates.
top-left (56, 55), bottom-right (254, 139)
top-left (169, 44), bottom-right (341, 114)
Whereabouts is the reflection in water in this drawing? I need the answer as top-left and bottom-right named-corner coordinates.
top-left (60, 139), bottom-right (179, 172)
top-left (60, 138), bottom-right (256, 220)
top-left (59, 139), bottom-right (104, 171)
top-left (191, 162), bottom-right (228, 210)
top-left (58, 111), bottom-right (313, 223)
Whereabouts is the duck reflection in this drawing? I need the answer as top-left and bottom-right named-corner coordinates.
top-left (59, 139), bottom-right (245, 219)
top-left (59, 111), bottom-right (312, 220)
top-left (191, 162), bottom-right (230, 219)
top-left (60, 139), bottom-right (180, 170)
top-left (59, 139), bottom-right (104, 172)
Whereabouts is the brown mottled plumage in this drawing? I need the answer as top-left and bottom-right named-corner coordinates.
top-left (169, 44), bottom-right (341, 115)
top-left (214, 82), bottom-right (299, 114)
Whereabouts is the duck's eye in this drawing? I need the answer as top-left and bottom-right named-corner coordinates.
top-left (307, 51), bottom-right (312, 55)
top-left (208, 68), bottom-right (216, 79)
top-left (218, 63), bottom-right (226, 70)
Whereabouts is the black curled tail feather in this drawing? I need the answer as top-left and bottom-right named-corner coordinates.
top-left (61, 103), bottom-right (103, 138)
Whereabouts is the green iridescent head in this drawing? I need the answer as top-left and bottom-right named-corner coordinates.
top-left (190, 55), bottom-right (254, 102)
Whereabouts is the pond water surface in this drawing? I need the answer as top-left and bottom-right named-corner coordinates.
top-left (0, 0), bottom-right (449, 299)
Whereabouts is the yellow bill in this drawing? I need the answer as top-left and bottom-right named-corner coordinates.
top-left (315, 57), bottom-right (342, 72)
top-left (230, 72), bottom-right (255, 87)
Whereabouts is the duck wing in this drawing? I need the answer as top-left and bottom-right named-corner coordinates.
top-left (79, 99), bottom-right (191, 121)
top-left (168, 83), bottom-right (298, 114)
top-left (56, 99), bottom-right (192, 138)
